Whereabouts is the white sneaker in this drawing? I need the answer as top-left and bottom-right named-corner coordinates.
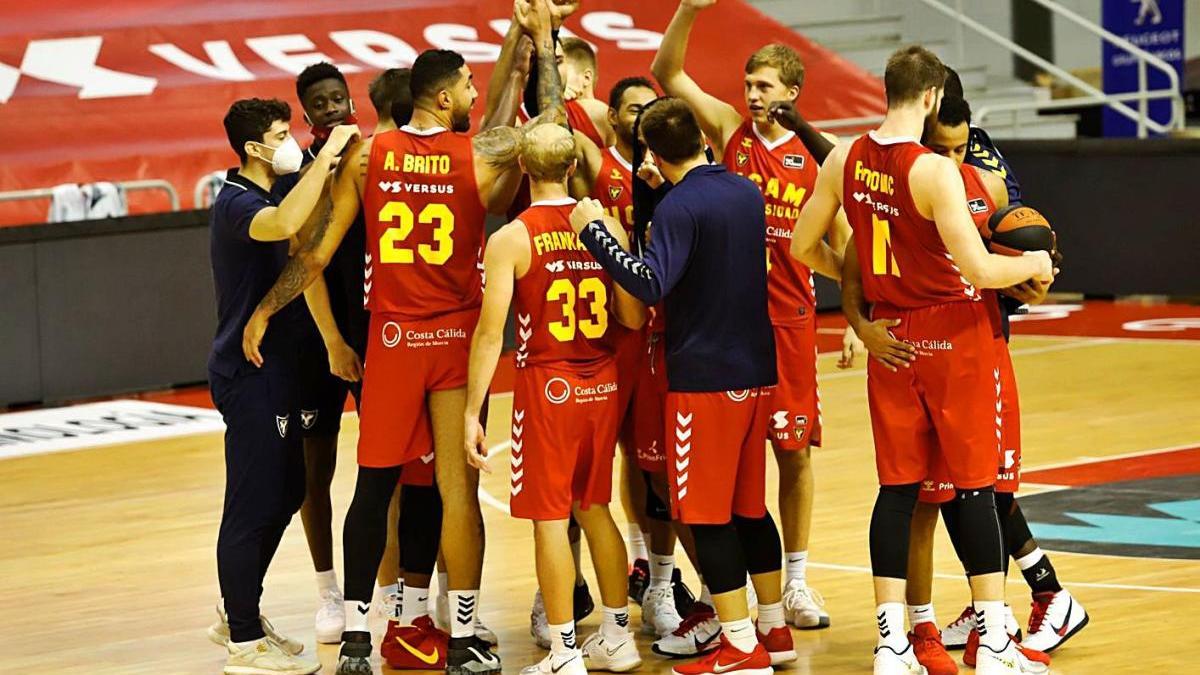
top-left (651, 603), bottom-right (721, 657)
top-left (224, 637), bottom-right (319, 675)
top-left (208, 605), bottom-right (304, 656)
top-left (1004, 604), bottom-right (1022, 640)
top-left (520, 649), bottom-right (586, 675)
top-left (580, 631), bottom-right (642, 672)
top-left (641, 585), bottom-right (684, 637)
top-left (941, 606), bottom-right (975, 650)
top-left (1022, 589), bottom-right (1088, 653)
top-left (975, 637), bottom-right (1050, 674)
top-left (782, 579), bottom-right (831, 629)
top-left (435, 589), bottom-right (499, 646)
top-left (530, 589), bottom-right (551, 649)
top-left (873, 643), bottom-right (928, 674)
top-left (314, 588), bottom-right (345, 644)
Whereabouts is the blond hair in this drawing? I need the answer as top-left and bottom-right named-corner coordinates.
top-left (521, 124), bottom-right (577, 182)
top-left (745, 43), bottom-right (805, 89)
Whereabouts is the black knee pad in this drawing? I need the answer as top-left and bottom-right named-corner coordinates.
top-left (953, 486), bottom-right (1004, 577)
top-left (869, 483), bottom-right (920, 579)
top-left (1003, 498), bottom-right (1034, 557)
top-left (732, 513), bottom-right (783, 575)
top-left (939, 500), bottom-right (967, 566)
top-left (690, 523), bottom-right (747, 595)
top-left (642, 471), bottom-right (671, 522)
top-left (343, 466), bottom-right (403, 601)
top-left (399, 484), bottom-right (442, 576)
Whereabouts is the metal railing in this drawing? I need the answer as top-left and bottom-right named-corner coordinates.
top-left (812, 0), bottom-right (1185, 138)
top-left (0, 179), bottom-right (181, 214)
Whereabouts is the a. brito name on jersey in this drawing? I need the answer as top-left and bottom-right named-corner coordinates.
top-left (382, 151), bottom-right (451, 174)
top-left (376, 180), bottom-right (456, 195)
top-left (733, 171), bottom-right (808, 220)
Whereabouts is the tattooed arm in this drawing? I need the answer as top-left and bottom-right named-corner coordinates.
top-left (242, 137), bottom-right (369, 366)
top-left (516, 0), bottom-right (566, 126)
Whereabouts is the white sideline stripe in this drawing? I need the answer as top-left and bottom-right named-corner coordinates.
top-left (476, 441), bottom-right (513, 515)
top-left (1022, 440), bottom-right (1200, 473)
top-left (806, 561), bottom-right (1200, 594)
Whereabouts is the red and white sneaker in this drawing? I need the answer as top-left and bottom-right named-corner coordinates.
top-left (671, 635), bottom-right (772, 675)
top-left (755, 625), bottom-right (797, 665)
top-left (381, 615), bottom-right (449, 670)
top-left (873, 643), bottom-right (927, 674)
top-left (907, 622), bottom-right (957, 675)
top-left (1022, 590), bottom-right (1088, 653)
top-left (941, 604), bottom-right (1021, 649)
top-left (965, 630), bottom-right (1049, 673)
top-left (653, 602), bottom-right (721, 658)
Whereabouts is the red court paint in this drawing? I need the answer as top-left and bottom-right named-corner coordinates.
top-left (1024, 446), bottom-right (1200, 487)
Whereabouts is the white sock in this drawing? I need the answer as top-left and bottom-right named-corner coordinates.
top-left (601, 605), bottom-right (632, 639)
top-left (400, 585), bottom-right (430, 625)
top-left (628, 528), bottom-right (648, 562)
top-left (648, 553), bottom-right (674, 589)
top-left (974, 600), bottom-right (1007, 651)
top-left (720, 616), bottom-right (757, 653)
top-left (875, 602), bottom-right (907, 651)
top-left (448, 590), bottom-right (478, 638)
top-left (758, 601), bottom-right (785, 631)
top-left (316, 569), bottom-right (339, 593)
top-left (548, 621), bottom-right (577, 654)
top-left (785, 551), bottom-right (808, 586)
top-left (907, 603), bottom-right (936, 628)
top-left (378, 581), bottom-right (399, 599)
top-left (1015, 547), bottom-right (1045, 571)
top-left (699, 584), bottom-right (713, 607)
top-left (345, 599), bottom-right (370, 632)
top-left (231, 638), bottom-right (261, 650)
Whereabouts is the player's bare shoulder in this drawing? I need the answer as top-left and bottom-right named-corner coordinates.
top-left (971, 163), bottom-right (1009, 209)
top-left (488, 217), bottom-right (532, 275)
top-left (472, 125), bottom-right (524, 168)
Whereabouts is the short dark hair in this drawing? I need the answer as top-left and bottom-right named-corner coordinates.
top-left (943, 66), bottom-right (964, 99)
top-left (223, 98), bottom-right (291, 163)
top-left (609, 76), bottom-right (656, 110)
top-left (369, 68), bottom-right (413, 124)
top-left (411, 49), bottom-right (466, 101)
top-left (937, 95), bottom-right (971, 127)
top-left (639, 97), bottom-right (704, 163)
top-left (296, 62), bottom-right (346, 101)
top-left (883, 45), bottom-right (946, 106)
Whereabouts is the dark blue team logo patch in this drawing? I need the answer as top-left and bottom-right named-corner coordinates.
top-left (782, 154), bottom-right (806, 170)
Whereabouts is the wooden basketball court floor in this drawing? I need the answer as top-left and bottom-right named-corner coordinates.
top-left (2, 307), bottom-right (1199, 674)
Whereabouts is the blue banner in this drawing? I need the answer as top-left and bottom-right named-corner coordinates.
top-left (1101, 0), bottom-right (1185, 137)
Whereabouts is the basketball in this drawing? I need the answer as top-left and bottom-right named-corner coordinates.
top-left (986, 204), bottom-right (1055, 255)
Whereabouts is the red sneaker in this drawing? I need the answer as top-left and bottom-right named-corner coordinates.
top-left (907, 622), bottom-right (958, 675)
top-left (965, 628), bottom-right (1050, 669)
top-left (671, 635), bottom-right (772, 675)
top-left (382, 615), bottom-right (449, 670)
top-left (755, 625), bottom-right (797, 665)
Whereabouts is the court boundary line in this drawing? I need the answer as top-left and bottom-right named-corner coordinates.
top-left (806, 561), bottom-right (1200, 594)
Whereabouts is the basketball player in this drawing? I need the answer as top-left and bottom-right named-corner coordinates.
top-left (654, 0), bottom-right (843, 630)
top-left (845, 94), bottom-right (1086, 668)
top-left (790, 46), bottom-right (1053, 674)
top-left (571, 98), bottom-right (795, 675)
top-left (465, 122), bottom-right (645, 675)
top-left (567, 79), bottom-right (703, 642)
top-left (241, 5), bottom-right (566, 673)
top-left (208, 97), bottom-right (358, 675)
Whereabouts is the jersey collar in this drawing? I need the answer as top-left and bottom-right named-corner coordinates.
top-left (868, 130), bottom-right (921, 146)
top-left (607, 146), bottom-right (634, 173)
top-left (751, 122), bottom-right (795, 152)
top-left (401, 124), bottom-right (448, 136)
top-left (529, 197), bottom-right (577, 207)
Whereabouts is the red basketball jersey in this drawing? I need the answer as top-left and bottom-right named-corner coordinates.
top-left (843, 132), bottom-right (982, 309)
top-left (362, 126), bottom-right (488, 320)
top-left (592, 146), bottom-right (635, 233)
top-left (961, 163), bottom-right (1004, 336)
top-left (513, 199), bottom-right (616, 372)
top-left (722, 120), bottom-right (819, 326)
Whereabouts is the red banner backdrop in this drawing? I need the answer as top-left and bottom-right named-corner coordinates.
top-left (0, 0), bottom-right (883, 226)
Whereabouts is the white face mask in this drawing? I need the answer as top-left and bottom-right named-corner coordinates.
top-left (256, 136), bottom-right (303, 175)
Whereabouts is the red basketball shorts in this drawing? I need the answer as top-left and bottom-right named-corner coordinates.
top-left (356, 308), bottom-right (476, 473)
top-left (508, 361), bottom-right (620, 520)
top-left (665, 386), bottom-right (774, 525)
top-left (920, 336), bottom-right (1021, 502)
top-left (770, 319), bottom-right (823, 451)
top-left (621, 332), bottom-right (668, 473)
top-left (867, 300), bottom-right (999, 489)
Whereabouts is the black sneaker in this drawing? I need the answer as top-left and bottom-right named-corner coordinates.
top-left (336, 631), bottom-right (373, 674)
top-left (573, 580), bottom-right (595, 623)
top-left (627, 558), bottom-right (650, 604)
top-left (446, 635), bottom-right (501, 675)
top-left (670, 567), bottom-right (696, 616)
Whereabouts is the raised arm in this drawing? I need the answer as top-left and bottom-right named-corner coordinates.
top-left (241, 138), bottom-right (368, 366)
top-left (650, 0), bottom-right (743, 156)
top-left (790, 142), bottom-right (847, 280)
top-left (463, 223), bottom-right (524, 473)
top-left (914, 155), bottom-right (1051, 289)
top-left (567, 128), bottom-right (604, 199)
top-left (516, 0), bottom-right (567, 126)
top-left (248, 124), bottom-right (360, 241)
